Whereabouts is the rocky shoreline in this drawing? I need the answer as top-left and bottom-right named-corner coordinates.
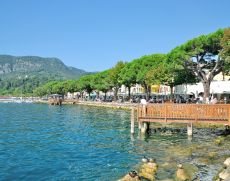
top-left (118, 157), bottom-right (230, 181)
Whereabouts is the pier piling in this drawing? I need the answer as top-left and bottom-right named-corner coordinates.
top-left (141, 122), bottom-right (148, 134)
top-left (187, 123), bottom-right (193, 136)
top-left (131, 108), bottom-right (135, 134)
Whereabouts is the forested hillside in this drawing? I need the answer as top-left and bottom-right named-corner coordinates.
top-left (0, 55), bottom-right (89, 95)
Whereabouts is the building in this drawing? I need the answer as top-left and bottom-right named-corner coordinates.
top-left (174, 81), bottom-right (230, 100)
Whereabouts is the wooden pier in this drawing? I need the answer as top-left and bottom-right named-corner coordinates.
top-left (131, 104), bottom-right (230, 135)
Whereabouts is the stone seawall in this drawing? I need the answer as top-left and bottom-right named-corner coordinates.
top-left (35, 99), bottom-right (138, 110)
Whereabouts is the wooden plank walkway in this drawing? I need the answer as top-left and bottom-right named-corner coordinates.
top-left (138, 104), bottom-right (230, 125)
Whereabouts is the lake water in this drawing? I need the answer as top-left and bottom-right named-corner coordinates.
top-left (0, 103), bottom-right (230, 180)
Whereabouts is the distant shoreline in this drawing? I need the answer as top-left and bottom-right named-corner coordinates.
top-left (35, 99), bottom-right (138, 110)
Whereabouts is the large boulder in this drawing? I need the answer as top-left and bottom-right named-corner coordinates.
top-left (176, 164), bottom-right (190, 181)
top-left (224, 157), bottom-right (230, 167)
top-left (219, 167), bottom-right (230, 180)
top-left (118, 171), bottom-right (140, 181)
top-left (139, 158), bottom-right (158, 181)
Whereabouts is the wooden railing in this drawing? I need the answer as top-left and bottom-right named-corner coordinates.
top-left (138, 104), bottom-right (230, 125)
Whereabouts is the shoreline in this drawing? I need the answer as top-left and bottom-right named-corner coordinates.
top-left (35, 99), bottom-right (138, 110)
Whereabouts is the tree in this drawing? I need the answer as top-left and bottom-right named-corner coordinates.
top-left (63, 80), bottom-right (79, 93)
top-left (221, 28), bottom-right (230, 75)
top-left (166, 52), bottom-right (197, 100)
top-left (109, 61), bottom-right (126, 101)
top-left (77, 75), bottom-right (94, 99)
top-left (33, 87), bottom-right (46, 97)
top-left (170, 29), bottom-right (224, 100)
top-left (118, 62), bottom-right (137, 100)
top-left (136, 54), bottom-right (167, 100)
top-left (92, 70), bottom-right (112, 100)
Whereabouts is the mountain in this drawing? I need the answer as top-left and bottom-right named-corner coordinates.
top-left (0, 55), bottom-right (90, 95)
top-left (0, 55), bottom-right (88, 79)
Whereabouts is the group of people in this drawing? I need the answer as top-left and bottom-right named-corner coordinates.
top-left (197, 95), bottom-right (217, 104)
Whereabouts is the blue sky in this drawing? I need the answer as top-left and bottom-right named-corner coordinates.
top-left (0, 0), bottom-right (229, 72)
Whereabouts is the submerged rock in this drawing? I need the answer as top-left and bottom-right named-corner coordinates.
top-left (176, 164), bottom-right (190, 181)
top-left (165, 145), bottom-right (194, 159)
top-left (216, 126), bottom-right (230, 136)
top-left (208, 152), bottom-right (218, 160)
top-left (161, 161), bottom-right (177, 170)
top-left (214, 136), bottom-right (225, 146)
top-left (175, 163), bottom-right (198, 181)
top-left (118, 171), bottom-right (140, 181)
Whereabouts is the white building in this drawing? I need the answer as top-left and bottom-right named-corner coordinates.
top-left (118, 84), bottom-right (171, 96)
top-left (175, 81), bottom-right (230, 100)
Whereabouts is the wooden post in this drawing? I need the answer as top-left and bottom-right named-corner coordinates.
top-left (141, 122), bottom-right (148, 134)
top-left (137, 106), bottom-right (141, 130)
top-left (187, 123), bottom-right (193, 136)
top-left (131, 108), bottom-right (135, 134)
top-left (165, 104), bottom-right (167, 122)
top-left (140, 105), bottom-right (148, 134)
top-left (228, 106), bottom-right (230, 126)
top-left (143, 105), bottom-right (146, 117)
top-left (138, 121), bottom-right (142, 130)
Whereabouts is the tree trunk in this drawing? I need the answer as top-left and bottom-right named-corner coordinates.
top-left (146, 86), bottom-right (151, 101)
top-left (222, 71), bottom-right (225, 81)
top-left (202, 81), bottom-right (211, 102)
top-left (96, 91), bottom-right (99, 99)
top-left (143, 85), bottom-right (148, 101)
top-left (191, 56), bottom-right (222, 103)
top-left (114, 87), bottom-right (118, 101)
top-left (104, 92), bottom-right (107, 100)
top-left (170, 84), bottom-right (174, 102)
top-left (128, 86), bottom-right (131, 100)
top-left (143, 85), bottom-right (151, 101)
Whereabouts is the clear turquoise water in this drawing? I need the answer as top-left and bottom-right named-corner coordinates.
top-left (0, 103), bottom-right (230, 180)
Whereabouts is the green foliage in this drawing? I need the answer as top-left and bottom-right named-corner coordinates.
top-left (92, 70), bottom-right (112, 93)
top-left (166, 52), bottom-right (197, 86)
top-left (109, 61), bottom-right (126, 88)
top-left (0, 55), bottom-right (90, 96)
top-left (118, 62), bottom-right (137, 88)
top-left (77, 74), bottom-right (94, 95)
top-left (221, 28), bottom-right (230, 73)
top-left (109, 61), bottom-right (126, 100)
top-left (168, 29), bottom-right (225, 98)
top-left (136, 54), bottom-right (167, 86)
top-left (3, 28), bottom-right (228, 99)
